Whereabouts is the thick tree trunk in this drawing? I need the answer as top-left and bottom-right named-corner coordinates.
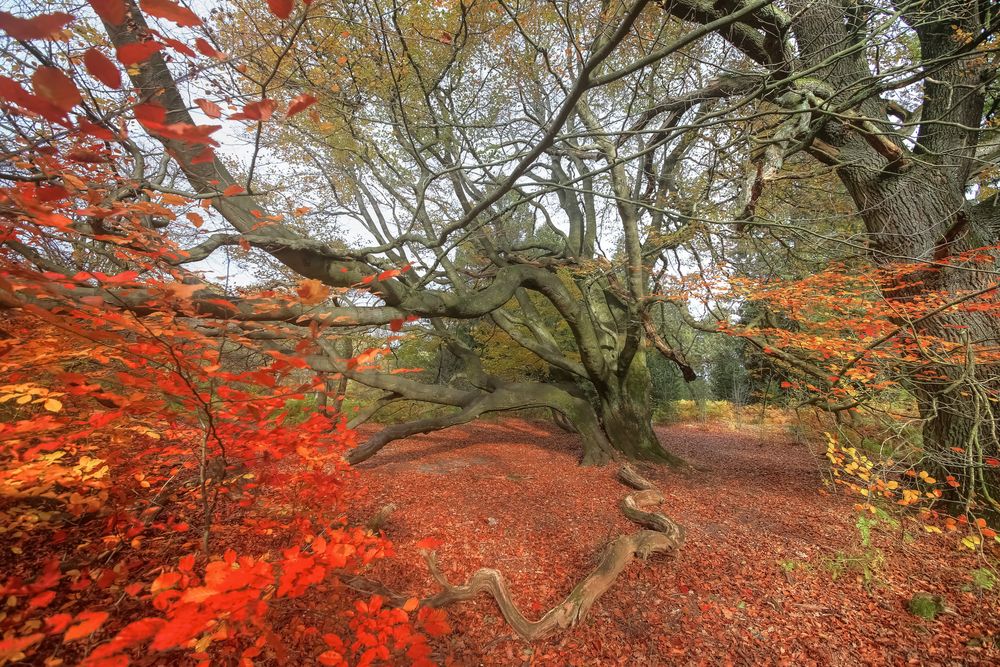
top-left (843, 164), bottom-right (1000, 516)
top-left (594, 351), bottom-right (687, 467)
top-left (917, 380), bottom-right (1000, 517)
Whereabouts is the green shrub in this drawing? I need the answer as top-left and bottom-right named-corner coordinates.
top-left (969, 568), bottom-right (997, 593)
top-left (908, 593), bottom-right (944, 620)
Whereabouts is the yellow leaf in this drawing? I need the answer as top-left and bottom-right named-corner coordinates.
top-left (43, 398), bottom-right (62, 412)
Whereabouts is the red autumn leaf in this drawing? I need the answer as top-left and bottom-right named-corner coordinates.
top-left (194, 98), bottom-right (222, 119)
top-left (150, 611), bottom-right (213, 651)
top-left (32, 67), bottom-right (82, 113)
top-left (285, 93), bottom-right (317, 117)
top-left (66, 148), bottom-right (109, 164)
top-left (389, 318), bottom-right (404, 332)
top-left (65, 611), bottom-right (109, 641)
top-left (178, 554), bottom-right (195, 572)
top-left (162, 37), bottom-right (196, 58)
top-left (987, 457), bottom-right (1000, 467)
top-left (135, 102), bottom-right (220, 145)
top-left (89, 0), bottom-right (127, 25)
top-left (101, 271), bottom-right (140, 284)
top-left (0, 75), bottom-right (69, 124)
top-left (28, 590), bottom-right (56, 609)
top-left (231, 99), bottom-right (277, 122)
top-left (222, 184), bottom-right (245, 197)
top-left (414, 536), bottom-right (442, 551)
top-left (45, 613), bottom-right (74, 633)
top-left (84, 48), bottom-right (121, 89)
top-left (0, 11), bottom-right (73, 40)
top-left (116, 41), bottom-right (165, 65)
top-left (139, 0), bottom-right (201, 27)
top-left (186, 211), bottom-right (204, 228)
top-left (317, 650), bottom-right (344, 666)
top-left (267, 0), bottom-right (294, 20)
top-left (416, 606), bottom-right (450, 637)
top-left (194, 37), bottom-right (223, 59)
top-left (115, 618), bottom-right (167, 646)
top-left (134, 101), bottom-right (167, 126)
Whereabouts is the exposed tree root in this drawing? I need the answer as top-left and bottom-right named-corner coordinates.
top-left (420, 465), bottom-right (684, 641)
top-left (617, 462), bottom-right (656, 490)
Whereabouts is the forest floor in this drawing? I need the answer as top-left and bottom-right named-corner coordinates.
top-left (348, 419), bottom-right (999, 666)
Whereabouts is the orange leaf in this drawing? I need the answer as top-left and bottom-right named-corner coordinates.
top-left (0, 11), bottom-right (73, 40)
top-left (83, 48), bottom-right (121, 89)
top-left (222, 184), bottom-right (245, 197)
top-left (65, 611), bottom-right (109, 641)
top-left (402, 597), bottom-right (419, 612)
top-left (140, 0), bottom-right (201, 26)
top-left (186, 211), bottom-right (204, 228)
top-left (286, 93), bottom-right (317, 117)
top-left (267, 0), bottom-right (294, 19)
top-left (32, 67), bottom-right (81, 112)
top-left (194, 98), bottom-right (221, 118)
top-left (296, 278), bottom-right (329, 305)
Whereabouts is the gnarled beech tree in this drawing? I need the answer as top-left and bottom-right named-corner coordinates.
top-left (5, 0), bottom-right (749, 466)
top-left (2, 0), bottom-right (998, 508)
